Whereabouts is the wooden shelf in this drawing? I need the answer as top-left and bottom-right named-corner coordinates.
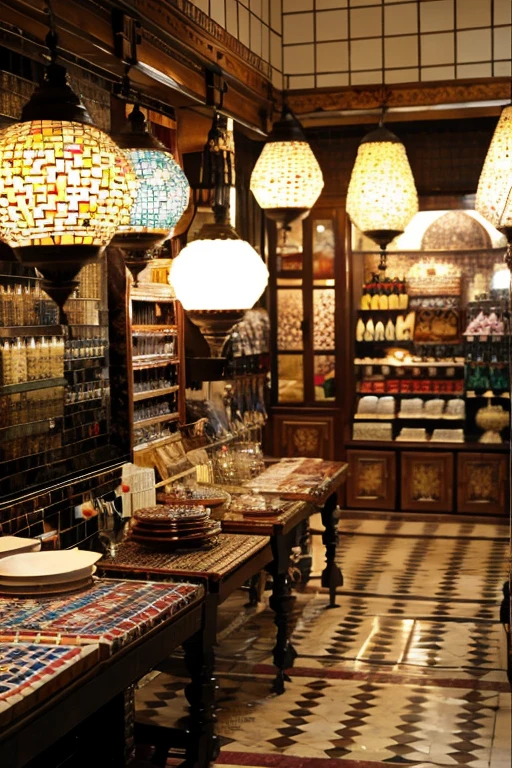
top-left (0, 377), bottom-right (68, 395)
top-left (0, 325), bottom-right (62, 338)
top-left (354, 361), bottom-right (464, 368)
top-left (132, 356), bottom-right (179, 370)
top-left (357, 391), bottom-right (465, 397)
top-left (133, 385), bottom-right (179, 402)
top-left (133, 411), bottom-right (180, 428)
top-left (131, 325), bottom-right (177, 334)
top-left (346, 438), bottom-right (509, 452)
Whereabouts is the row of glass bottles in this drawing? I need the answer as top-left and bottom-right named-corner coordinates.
top-left (0, 284), bottom-right (59, 327)
top-left (66, 381), bottom-right (107, 405)
top-left (0, 386), bottom-right (65, 429)
top-left (132, 335), bottom-right (176, 358)
top-left (133, 367), bottom-right (178, 393)
top-left (0, 337), bottom-right (65, 386)
top-left (134, 394), bottom-right (177, 423)
top-left (64, 336), bottom-right (107, 361)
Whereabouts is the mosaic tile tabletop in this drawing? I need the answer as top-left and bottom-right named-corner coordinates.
top-left (99, 534), bottom-right (271, 583)
top-left (0, 642), bottom-right (99, 727)
top-left (245, 458), bottom-right (348, 502)
top-left (0, 578), bottom-right (203, 658)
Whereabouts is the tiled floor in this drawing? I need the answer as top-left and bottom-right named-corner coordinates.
top-left (136, 515), bottom-right (511, 768)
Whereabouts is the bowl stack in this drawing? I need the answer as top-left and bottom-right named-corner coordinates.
top-left (0, 550), bottom-right (102, 597)
top-left (130, 505), bottom-right (221, 549)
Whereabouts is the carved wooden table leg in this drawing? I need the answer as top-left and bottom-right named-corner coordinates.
top-left (267, 529), bottom-right (299, 695)
top-left (320, 492), bottom-right (343, 608)
top-left (182, 598), bottom-right (220, 768)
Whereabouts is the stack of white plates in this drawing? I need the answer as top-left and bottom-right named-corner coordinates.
top-left (0, 549), bottom-right (102, 596)
top-left (0, 536), bottom-right (41, 559)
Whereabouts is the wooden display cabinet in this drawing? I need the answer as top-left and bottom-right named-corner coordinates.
top-left (267, 206), bottom-right (350, 461)
top-left (346, 449), bottom-right (396, 509)
top-left (401, 451), bottom-right (454, 512)
top-left (457, 452), bottom-right (508, 515)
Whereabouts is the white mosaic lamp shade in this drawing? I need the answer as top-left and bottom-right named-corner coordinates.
top-left (346, 127), bottom-right (418, 245)
top-left (476, 105), bottom-right (512, 232)
top-left (0, 119), bottom-right (135, 250)
top-left (250, 105), bottom-right (324, 226)
top-left (170, 236), bottom-right (269, 311)
top-left (250, 140), bottom-right (324, 214)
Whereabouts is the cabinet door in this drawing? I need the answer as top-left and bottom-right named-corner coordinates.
top-left (457, 453), bottom-right (508, 515)
top-left (347, 450), bottom-right (396, 509)
top-left (401, 451), bottom-right (454, 512)
top-left (273, 415), bottom-right (335, 459)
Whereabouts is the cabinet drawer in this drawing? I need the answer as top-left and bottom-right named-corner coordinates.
top-left (457, 452), bottom-right (508, 515)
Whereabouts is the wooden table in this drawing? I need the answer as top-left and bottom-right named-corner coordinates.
top-left (0, 578), bottom-right (204, 767)
top-left (98, 533), bottom-right (272, 767)
top-left (172, 458), bottom-right (349, 695)
top-left (243, 457), bottom-right (349, 607)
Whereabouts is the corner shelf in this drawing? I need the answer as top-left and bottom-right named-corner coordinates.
top-left (0, 325), bottom-right (62, 338)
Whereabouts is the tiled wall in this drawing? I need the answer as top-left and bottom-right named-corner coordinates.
top-left (188, 0), bottom-right (284, 85)
top-left (282, 0), bottom-right (512, 89)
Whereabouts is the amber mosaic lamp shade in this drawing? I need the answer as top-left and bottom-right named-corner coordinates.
top-left (346, 125), bottom-right (418, 269)
top-left (250, 104), bottom-right (324, 228)
top-left (111, 105), bottom-right (190, 282)
top-left (0, 53), bottom-right (135, 317)
top-left (476, 105), bottom-right (512, 267)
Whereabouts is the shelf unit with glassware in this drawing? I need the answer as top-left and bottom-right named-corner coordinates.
top-left (129, 266), bottom-right (186, 457)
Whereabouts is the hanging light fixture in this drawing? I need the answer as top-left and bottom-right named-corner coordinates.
top-left (0, 18), bottom-right (135, 319)
top-left (250, 102), bottom-right (324, 228)
top-left (110, 104), bottom-right (190, 282)
top-left (170, 112), bottom-right (268, 357)
top-left (346, 118), bottom-right (418, 270)
top-left (475, 105), bottom-right (512, 269)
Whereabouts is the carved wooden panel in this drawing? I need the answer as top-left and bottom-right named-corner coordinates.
top-left (401, 452), bottom-right (454, 512)
top-left (346, 450), bottom-right (396, 510)
top-left (457, 453), bottom-right (508, 516)
top-left (273, 415), bottom-right (335, 460)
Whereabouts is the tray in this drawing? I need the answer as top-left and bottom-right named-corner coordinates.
top-left (130, 524), bottom-right (221, 545)
top-left (157, 490), bottom-right (230, 508)
top-left (0, 566), bottom-right (97, 587)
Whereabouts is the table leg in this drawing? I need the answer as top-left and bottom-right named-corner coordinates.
top-left (182, 599), bottom-right (220, 768)
top-left (320, 492), bottom-right (343, 608)
top-left (268, 563), bottom-right (298, 695)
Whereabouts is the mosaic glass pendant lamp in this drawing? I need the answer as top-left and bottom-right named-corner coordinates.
top-left (346, 121), bottom-right (418, 270)
top-left (476, 105), bottom-right (512, 268)
top-left (0, 35), bottom-right (136, 316)
top-left (110, 105), bottom-right (190, 257)
top-left (250, 103), bottom-right (324, 228)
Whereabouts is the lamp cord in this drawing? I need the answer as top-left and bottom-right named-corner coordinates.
top-left (44, 0), bottom-right (59, 63)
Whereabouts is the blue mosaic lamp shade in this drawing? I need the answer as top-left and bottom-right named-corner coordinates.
top-left (113, 148), bottom-right (189, 249)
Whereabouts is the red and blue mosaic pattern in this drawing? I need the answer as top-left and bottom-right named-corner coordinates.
top-left (0, 579), bottom-right (203, 657)
top-left (0, 642), bottom-right (99, 727)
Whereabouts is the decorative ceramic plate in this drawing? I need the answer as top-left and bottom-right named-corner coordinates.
top-left (134, 505), bottom-right (210, 525)
top-left (0, 576), bottom-right (95, 597)
top-left (157, 486), bottom-right (230, 508)
top-left (0, 566), bottom-right (97, 587)
top-left (0, 536), bottom-right (41, 558)
top-left (0, 549), bottom-right (102, 580)
top-left (130, 523), bottom-right (221, 545)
